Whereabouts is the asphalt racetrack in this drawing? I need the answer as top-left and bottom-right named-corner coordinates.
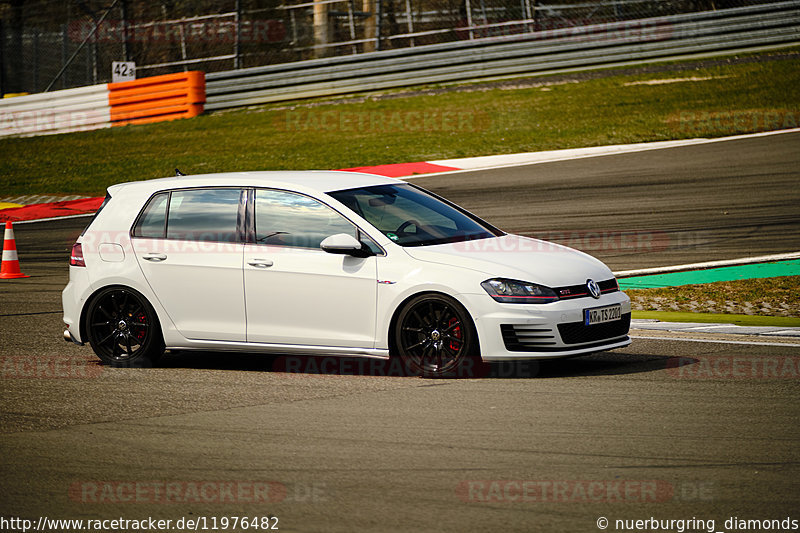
top-left (1, 132), bottom-right (799, 532)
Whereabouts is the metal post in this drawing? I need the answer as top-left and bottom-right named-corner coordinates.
top-left (363, 0), bottom-right (375, 52)
top-left (405, 0), bottom-right (414, 46)
top-left (347, 0), bottom-right (357, 54)
top-left (121, 0), bottom-right (130, 62)
top-left (234, 0), bottom-right (241, 69)
top-left (521, 0), bottom-right (529, 33)
top-left (33, 30), bottom-right (39, 92)
top-left (289, 8), bottom-right (298, 46)
top-left (313, 0), bottom-right (330, 57)
top-left (178, 23), bottom-right (188, 72)
top-left (375, 0), bottom-right (382, 50)
top-left (61, 24), bottom-right (68, 89)
top-left (465, 0), bottom-right (474, 40)
top-left (0, 19), bottom-right (5, 97)
top-left (92, 35), bottom-right (98, 84)
top-left (9, 0), bottom-right (22, 94)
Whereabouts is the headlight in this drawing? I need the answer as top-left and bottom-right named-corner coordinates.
top-left (481, 278), bottom-right (559, 304)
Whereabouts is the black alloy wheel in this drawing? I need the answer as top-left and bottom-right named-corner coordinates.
top-left (85, 287), bottom-right (164, 367)
top-left (395, 294), bottom-right (481, 378)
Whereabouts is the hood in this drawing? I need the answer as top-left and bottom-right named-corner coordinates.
top-left (403, 234), bottom-right (614, 287)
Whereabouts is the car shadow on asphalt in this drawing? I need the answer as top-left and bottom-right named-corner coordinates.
top-left (527, 352), bottom-right (695, 379)
top-left (156, 350), bottom-right (692, 379)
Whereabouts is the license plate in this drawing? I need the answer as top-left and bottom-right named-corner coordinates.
top-left (584, 304), bottom-right (622, 326)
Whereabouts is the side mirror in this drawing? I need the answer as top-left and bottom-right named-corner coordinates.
top-left (320, 233), bottom-right (373, 257)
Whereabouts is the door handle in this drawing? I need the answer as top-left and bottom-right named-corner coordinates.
top-left (143, 253), bottom-right (167, 262)
top-left (248, 259), bottom-right (274, 268)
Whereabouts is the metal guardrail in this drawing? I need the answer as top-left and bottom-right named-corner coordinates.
top-left (206, 1), bottom-right (800, 111)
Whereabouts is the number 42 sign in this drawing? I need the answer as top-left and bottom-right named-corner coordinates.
top-left (112, 62), bottom-right (136, 83)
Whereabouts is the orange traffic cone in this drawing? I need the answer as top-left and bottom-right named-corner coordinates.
top-left (1, 221), bottom-right (30, 279)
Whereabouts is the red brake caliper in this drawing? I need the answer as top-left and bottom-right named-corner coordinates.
top-left (134, 313), bottom-right (147, 341)
top-left (448, 317), bottom-right (462, 351)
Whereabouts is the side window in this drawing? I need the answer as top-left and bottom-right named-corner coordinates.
top-left (255, 190), bottom-right (358, 250)
top-left (132, 192), bottom-right (168, 238)
top-left (167, 189), bottom-right (242, 242)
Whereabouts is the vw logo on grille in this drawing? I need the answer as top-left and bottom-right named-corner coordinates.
top-left (587, 279), bottom-right (601, 299)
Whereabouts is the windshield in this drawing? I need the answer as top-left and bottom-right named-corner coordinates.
top-left (328, 183), bottom-right (502, 247)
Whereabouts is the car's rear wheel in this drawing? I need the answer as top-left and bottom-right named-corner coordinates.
top-left (395, 294), bottom-right (482, 378)
top-left (85, 287), bottom-right (164, 367)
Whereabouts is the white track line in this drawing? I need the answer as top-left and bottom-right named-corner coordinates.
top-left (614, 252), bottom-right (800, 277)
top-left (12, 212), bottom-right (95, 225)
top-left (630, 335), bottom-right (800, 348)
top-left (409, 128), bottom-right (800, 179)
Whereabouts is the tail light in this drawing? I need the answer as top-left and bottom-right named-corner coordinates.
top-left (70, 243), bottom-right (86, 267)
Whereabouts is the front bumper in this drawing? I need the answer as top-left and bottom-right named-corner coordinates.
top-left (461, 290), bottom-right (632, 362)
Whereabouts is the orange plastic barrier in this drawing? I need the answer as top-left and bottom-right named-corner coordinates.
top-left (108, 71), bottom-right (205, 126)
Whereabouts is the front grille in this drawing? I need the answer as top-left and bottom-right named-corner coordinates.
top-left (558, 313), bottom-right (631, 345)
top-left (555, 278), bottom-right (619, 300)
top-left (501, 324), bottom-right (557, 351)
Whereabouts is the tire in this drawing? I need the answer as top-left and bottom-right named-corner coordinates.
top-left (85, 287), bottom-right (164, 368)
top-left (394, 293), bottom-right (482, 378)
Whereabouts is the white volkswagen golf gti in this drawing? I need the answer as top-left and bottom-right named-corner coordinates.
top-left (62, 171), bottom-right (631, 377)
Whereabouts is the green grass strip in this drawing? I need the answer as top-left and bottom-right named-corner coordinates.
top-left (1, 50), bottom-right (798, 196)
top-left (619, 260), bottom-right (800, 289)
top-left (632, 310), bottom-right (800, 327)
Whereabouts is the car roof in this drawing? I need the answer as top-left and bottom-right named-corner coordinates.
top-left (107, 170), bottom-right (404, 197)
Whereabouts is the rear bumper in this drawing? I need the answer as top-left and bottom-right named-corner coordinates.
top-left (61, 265), bottom-right (91, 345)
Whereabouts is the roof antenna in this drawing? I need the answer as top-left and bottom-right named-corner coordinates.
top-left (175, 168), bottom-right (185, 176)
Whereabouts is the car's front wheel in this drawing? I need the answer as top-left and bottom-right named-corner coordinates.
top-left (85, 287), bottom-right (164, 367)
top-left (394, 293), bottom-right (482, 378)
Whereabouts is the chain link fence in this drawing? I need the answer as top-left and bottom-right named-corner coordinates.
top-left (0, 0), bottom-right (777, 95)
